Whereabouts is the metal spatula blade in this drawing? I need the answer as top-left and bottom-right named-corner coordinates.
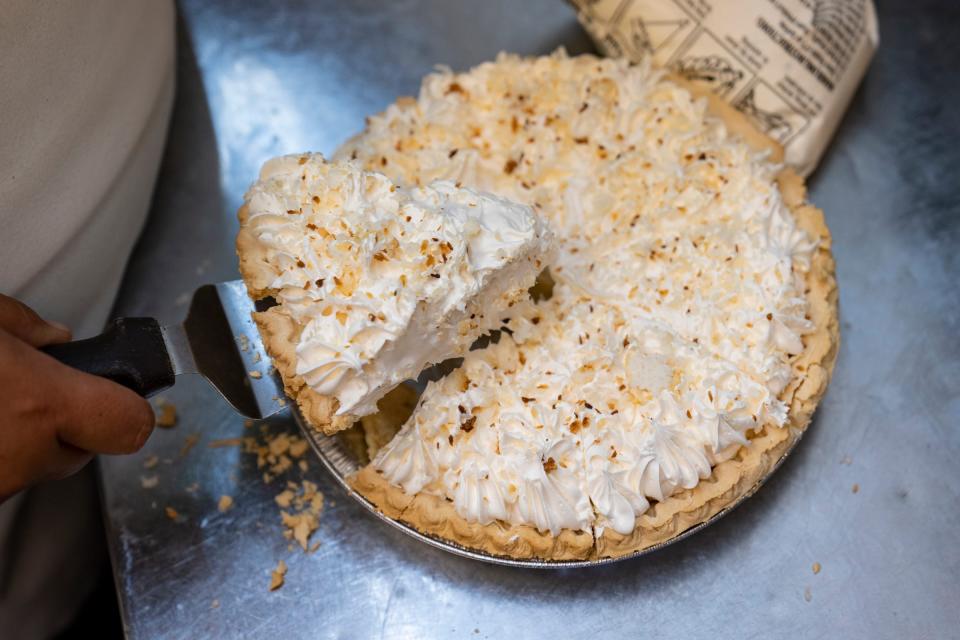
top-left (168, 280), bottom-right (285, 418)
top-left (43, 280), bottom-right (285, 420)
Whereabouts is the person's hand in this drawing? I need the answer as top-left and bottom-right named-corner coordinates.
top-left (0, 295), bottom-right (155, 501)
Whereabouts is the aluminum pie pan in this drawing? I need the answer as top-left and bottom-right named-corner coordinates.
top-left (290, 397), bottom-right (807, 569)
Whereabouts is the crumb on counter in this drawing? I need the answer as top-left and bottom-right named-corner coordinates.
top-left (852, 483), bottom-right (860, 494)
top-left (180, 434), bottom-right (200, 457)
top-left (140, 475), bottom-right (159, 489)
top-left (276, 481), bottom-right (324, 551)
top-left (282, 511), bottom-right (317, 551)
top-left (275, 489), bottom-right (294, 509)
top-left (218, 495), bottom-right (234, 513)
top-left (243, 431), bottom-right (310, 476)
top-left (269, 559), bottom-right (287, 591)
top-left (154, 398), bottom-right (178, 428)
top-left (812, 562), bottom-right (821, 575)
top-left (164, 506), bottom-right (179, 521)
top-left (289, 438), bottom-right (309, 458)
top-left (249, 370), bottom-right (262, 379)
top-left (239, 425), bottom-right (324, 553)
top-left (143, 455), bottom-right (160, 469)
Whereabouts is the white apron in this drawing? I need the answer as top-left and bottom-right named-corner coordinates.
top-left (0, 2), bottom-right (175, 637)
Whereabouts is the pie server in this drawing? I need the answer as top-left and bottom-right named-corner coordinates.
top-left (42, 280), bottom-right (285, 419)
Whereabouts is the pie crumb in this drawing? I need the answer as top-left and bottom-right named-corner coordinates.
top-left (210, 599), bottom-right (220, 609)
top-left (278, 482), bottom-right (324, 550)
top-left (154, 399), bottom-right (178, 428)
top-left (852, 483), bottom-right (860, 494)
top-left (812, 562), bottom-right (821, 575)
top-left (803, 586), bottom-right (812, 602)
top-left (140, 475), bottom-right (159, 489)
top-left (164, 506), bottom-right (179, 521)
top-left (180, 434), bottom-right (200, 457)
top-left (289, 439), bottom-right (309, 458)
top-left (249, 370), bottom-right (263, 379)
top-left (293, 519), bottom-right (311, 550)
top-left (243, 429), bottom-right (324, 552)
top-left (143, 455), bottom-right (160, 469)
top-left (218, 495), bottom-right (234, 513)
top-left (244, 431), bottom-right (311, 476)
top-left (269, 559), bottom-right (287, 591)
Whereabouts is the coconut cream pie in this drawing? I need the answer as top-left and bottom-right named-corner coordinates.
top-left (237, 155), bottom-right (552, 434)
top-left (336, 51), bottom-right (838, 560)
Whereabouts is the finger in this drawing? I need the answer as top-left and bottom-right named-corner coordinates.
top-left (0, 334), bottom-right (95, 498)
top-left (41, 443), bottom-right (93, 483)
top-left (0, 294), bottom-right (71, 347)
top-left (0, 330), bottom-right (154, 501)
top-left (46, 358), bottom-right (156, 455)
top-left (0, 443), bottom-right (91, 502)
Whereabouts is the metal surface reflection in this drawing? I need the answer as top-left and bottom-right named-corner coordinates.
top-left (102, 2), bottom-right (959, 638)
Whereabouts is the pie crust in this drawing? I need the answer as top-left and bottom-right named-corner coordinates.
top-left (344, 75), bottom-right (839, 560)
top-left (237, 202), bottom-right (356, 434)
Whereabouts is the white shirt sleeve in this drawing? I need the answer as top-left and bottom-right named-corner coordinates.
top-left (0, 0), bottom-right (176, 337)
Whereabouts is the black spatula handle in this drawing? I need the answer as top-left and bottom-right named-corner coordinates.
top-left (42, 317), bottom-right (175, 397)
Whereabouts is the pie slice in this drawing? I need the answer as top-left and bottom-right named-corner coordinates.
top-left (237, 154), bottom-right (552, 433)
top-left (338, 51), bottom-right (838, 560)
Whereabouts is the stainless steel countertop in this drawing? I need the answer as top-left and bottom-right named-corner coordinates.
top-left (101, 1), bottom-right (960, 637)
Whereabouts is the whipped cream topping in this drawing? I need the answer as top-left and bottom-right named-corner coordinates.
top-left (242, 154), bottom-right (551, 416)
top-left (375, 296), bottom-right (781, 536)
top-left (343, 52), bottom-right (816, 536)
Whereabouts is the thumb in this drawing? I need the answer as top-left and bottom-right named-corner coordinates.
top-left (50, 359), bottom-right (156, 455)
top-left (0, 294), bottom-right (71, 347)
